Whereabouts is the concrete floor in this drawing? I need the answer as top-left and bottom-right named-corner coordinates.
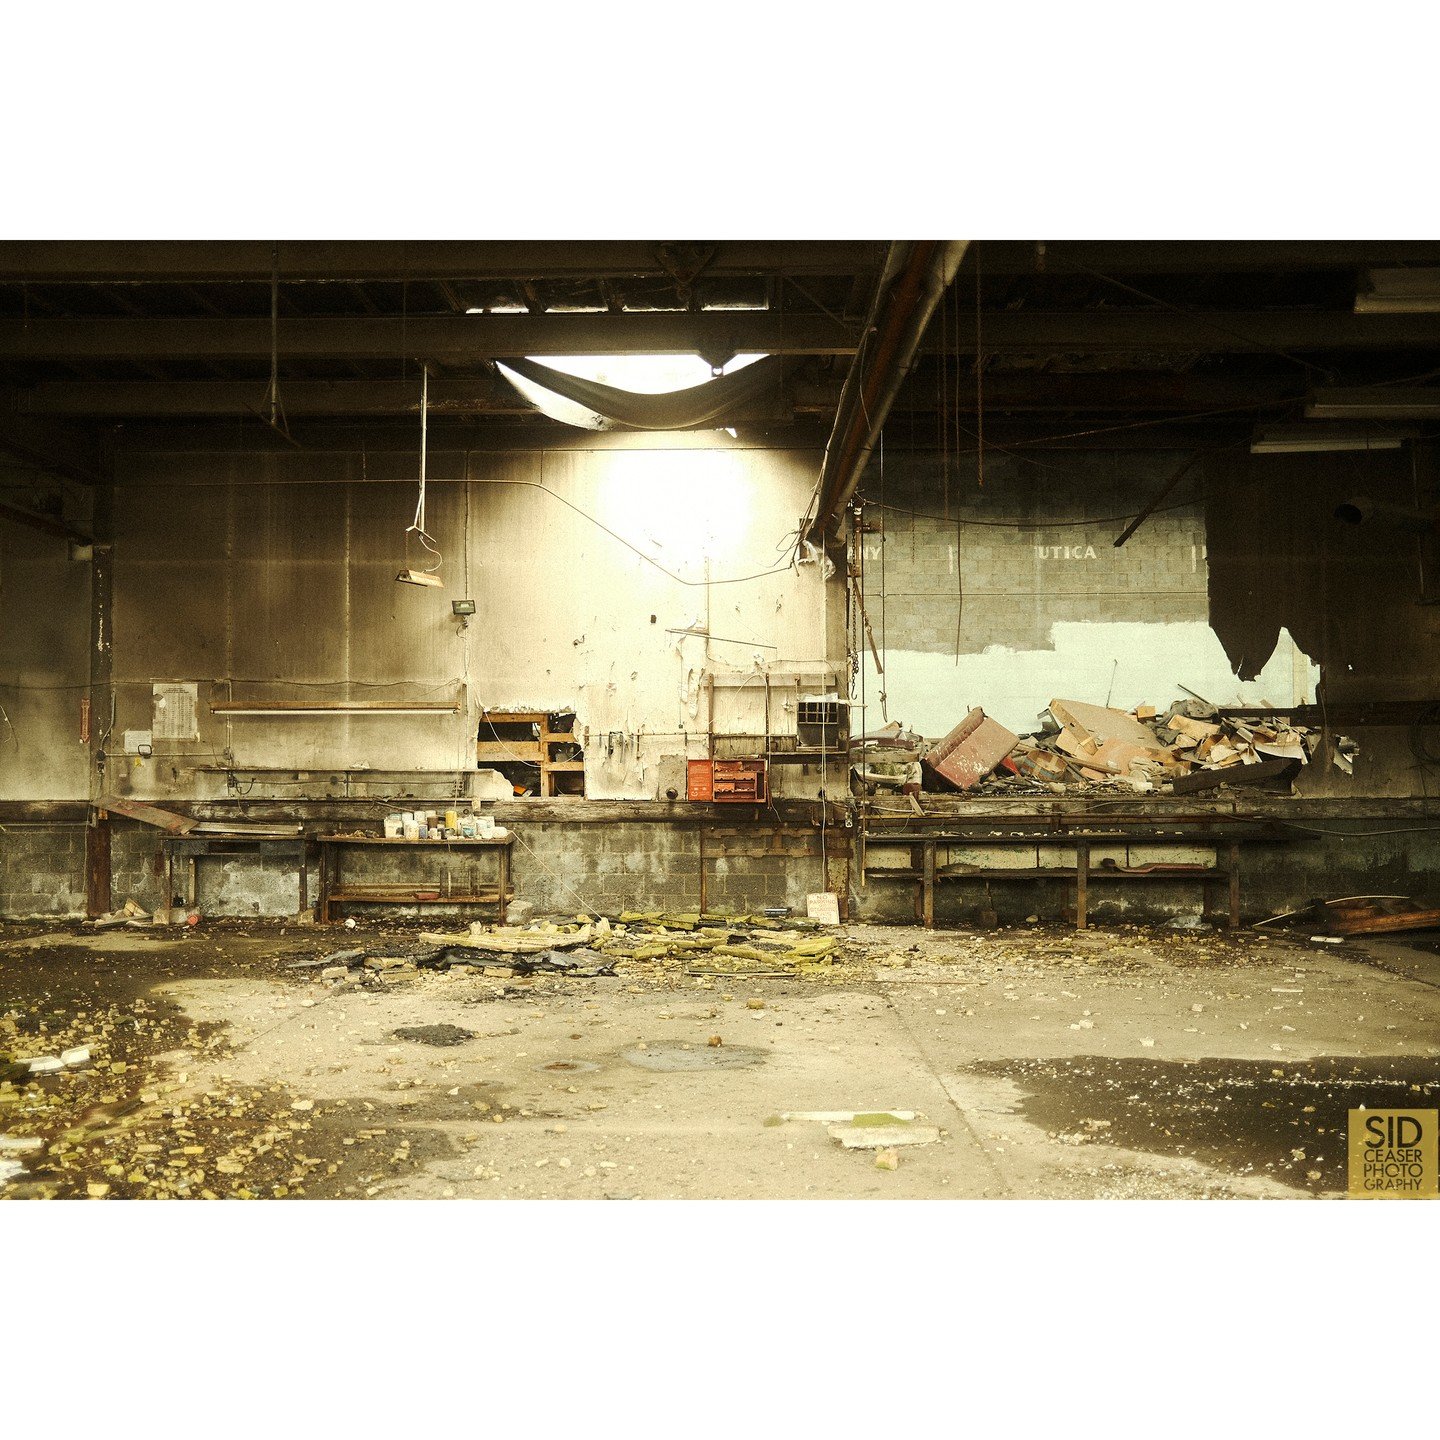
top-left (2, 919), bottom-right (1437, 1200)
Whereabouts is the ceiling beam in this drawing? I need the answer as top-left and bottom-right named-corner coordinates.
top-left (14, 377), bottom-right (524, 418)
top-left (920, 310), bottom-right (1440, 354)
top-left (0, 499), bottom-right (92, 544)
top-left (0, 312), bottom-right (857, 360)
top-left (0, 409), bottom-right (106, 485)
top-left (0, 241), bottom-right (886, 284)
top-left (965, 241), bottom-right (1440, 275)
top-left (10, 370), bottom-right (1312, 420)
top-left (1, 310), bottom-right (1435, 363)
top-left (884, 371), bottom-right (1306, 414)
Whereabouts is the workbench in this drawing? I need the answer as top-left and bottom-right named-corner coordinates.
top-left (315, 834), bottom-right (514, 924)
top-left (858, 811), bottom-right (1290, 930)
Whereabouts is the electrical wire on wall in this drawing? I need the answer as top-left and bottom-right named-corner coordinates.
top-left (399, 367), bottom-right (443, 583)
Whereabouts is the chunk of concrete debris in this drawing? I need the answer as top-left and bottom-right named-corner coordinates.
top-left (0, 1134), bottom-right (45, 1153)
top-left (784, 1110), bottom-right (918, 1124)
top-left (26, 1056), bottom-right (64, 1074)
top-left (1, 1159), bottom-right (28, 1186)
top-left (874, 1147), bottom-right (900, 1171)
top-left (60, 1046), bottom-right (91, 1067)
top-left (829, 1123), bottom-right (940, 1150)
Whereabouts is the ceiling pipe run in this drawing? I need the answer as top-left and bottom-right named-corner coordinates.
top-left (806, 239), bottom-right (969, 544)
top-left (1334, 495), bottom-right (1440, 533)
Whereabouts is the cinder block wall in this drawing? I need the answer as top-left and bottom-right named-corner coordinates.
top-left (0, 824), bottom-right (87, 918)
top-left (16, 811), bottom-right (828, 922)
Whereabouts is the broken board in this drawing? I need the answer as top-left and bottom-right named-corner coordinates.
top-left (93, 795), bottom-right (197, 833)
top-left (1049, 698), bottom-right (1167, 752)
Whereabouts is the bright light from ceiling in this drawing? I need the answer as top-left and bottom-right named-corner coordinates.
top-left (532, 353), bottom-right (767, 393)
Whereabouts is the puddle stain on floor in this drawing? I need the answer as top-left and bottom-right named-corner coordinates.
top-left (622, 1043), bottom-right (768, 1072)
top-left (965, 1053), bottom-right (1439, 1194)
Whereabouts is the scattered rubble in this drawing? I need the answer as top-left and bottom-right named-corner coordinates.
top-left (861, 693), bottom-right (1321, 796)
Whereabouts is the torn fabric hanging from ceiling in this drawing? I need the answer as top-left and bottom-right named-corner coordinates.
top-left (495, 354), bottom-right (791, 431)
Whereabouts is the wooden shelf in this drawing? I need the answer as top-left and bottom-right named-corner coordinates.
top-left (477, 710), bottom-right (583, 797)
top-left (317, 834), bottom-right (513, 847)
top-left (867, 867), bottom-right (1229, 882)
top-left (329, 887), bottom-right (511, 905)
top-left (859, 829), bottom-right (1244, 931)
top-left (317, 834), bottom-right (514, 924)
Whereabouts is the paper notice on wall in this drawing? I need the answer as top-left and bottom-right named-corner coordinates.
top-left (152, 682), bottom-right (199, 741)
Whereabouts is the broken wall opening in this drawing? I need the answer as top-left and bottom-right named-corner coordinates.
top-left (850, 443), bottom-right (1440, 795)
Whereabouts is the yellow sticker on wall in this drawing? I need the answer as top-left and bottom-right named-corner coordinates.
top-left (1348, 1109), bottom-right (1438, 1198)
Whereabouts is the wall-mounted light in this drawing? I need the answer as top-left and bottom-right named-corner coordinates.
top-left (1306, 388), bottom-right (1440, 421)
top-left (1251, 426), bottom-right (1408, 454)
top-left (1355, 268), bottom-right (1440, 314)
top-left (451, 599), bottom-right (477, 616)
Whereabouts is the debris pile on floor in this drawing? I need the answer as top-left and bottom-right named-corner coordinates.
top-left (903, 695), bottom-right (1319, 796)
top-left (1255, 893), bottom-right (1440, 937)
top-left (295, 912), bottom-right (854, 983)
top-left (84, 898), bottom-right (199, 930)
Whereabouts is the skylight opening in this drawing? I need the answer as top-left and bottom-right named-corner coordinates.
top-left (532, 352), bottom-right (768, 393)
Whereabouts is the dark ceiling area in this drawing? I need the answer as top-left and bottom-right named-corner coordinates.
top-left (3, 240), bottom-right (1440, 482)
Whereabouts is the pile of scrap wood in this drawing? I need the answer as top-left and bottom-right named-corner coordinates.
top-left (922, 695), bottom-right (1318, 795)
top-left (1256, 894), bottom-right (1440, 937)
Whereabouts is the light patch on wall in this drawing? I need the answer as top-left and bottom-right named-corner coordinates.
top-left (863, 622), bottom-right (1320, 738)
top-left (591, 450), bottom-right (753, 572)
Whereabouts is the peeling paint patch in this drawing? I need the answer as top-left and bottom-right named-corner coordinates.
top-left (864, 622), bottom-right (1319, 737)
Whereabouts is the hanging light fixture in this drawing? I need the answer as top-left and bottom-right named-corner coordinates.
top-left (396, 365), bottom-right (444, 587)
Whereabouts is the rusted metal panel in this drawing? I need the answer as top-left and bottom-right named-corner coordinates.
top-left (923, 708), bottom-right (1018, 791)
top-left (687, 760), bottom-right (714, 802)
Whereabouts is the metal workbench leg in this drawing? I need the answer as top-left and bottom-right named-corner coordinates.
top-left (1228, 841), bottom-right (1240, 930)
top-left (1076, 843), bottom-right (1089, 930)
top-left (498, 846), bottom-right (510, 926)
top-left (923, 841), bottom-right (936, 929)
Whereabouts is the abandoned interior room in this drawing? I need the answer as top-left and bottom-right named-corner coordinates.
top-left (2, 238), bottom-right (1438, 1201)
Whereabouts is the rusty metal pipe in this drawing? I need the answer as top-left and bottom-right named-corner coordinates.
top-left (807, 240), bottom-right (969, 543)
top-left (1334, 495), bottom-right (1439, 532)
